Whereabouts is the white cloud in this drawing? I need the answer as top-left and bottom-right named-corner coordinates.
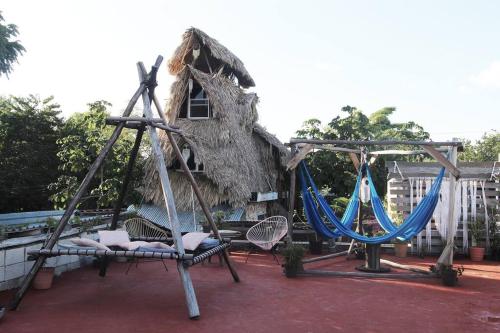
top-left (470, 61), bottom-right (500, 89)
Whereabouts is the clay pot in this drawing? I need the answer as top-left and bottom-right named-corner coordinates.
top-left (394, 243), bottom-right (409, 258)
top-left (32, 267), bottom-right (55, 290)
top-left (469, 247), bottom-right (485, 262)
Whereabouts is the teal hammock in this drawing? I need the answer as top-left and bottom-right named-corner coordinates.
top-left (299, 161), bottom-right (445, 244)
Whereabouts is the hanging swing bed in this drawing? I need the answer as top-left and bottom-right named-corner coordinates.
top-left (286, 139), bottom-right (463, 280)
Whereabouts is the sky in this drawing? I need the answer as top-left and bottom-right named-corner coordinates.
top-left (1, 0), bottom-right (499, 143)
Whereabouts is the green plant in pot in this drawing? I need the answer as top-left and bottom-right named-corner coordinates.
top-left (0, 225), bottom-right (7, 241)
top-left (213, 210), bottom-right (225, 230)
top-left (469, 219), bottom-right (486, 262)
top-left (308, 233), bottom-right (323, 255)
top-left (488, 208), bottom-right (500, 261)
top-left (282, 244), bottom-right (305, 278)
top-left (391, 211), bottom-right (409, 258)
top-left (439, 265), bottom-right (464, 287)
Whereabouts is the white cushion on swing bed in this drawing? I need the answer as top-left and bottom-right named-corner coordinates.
top-left (98, 230), bottom-right (130, 246)
top-left (118, 241), bottom-right (174, 251)
top-left (181, 232), bottom-right (210, 251)
top-left (70, 238), bottom-right (111, 251)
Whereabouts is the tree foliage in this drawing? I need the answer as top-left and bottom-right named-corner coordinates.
top-left (295, 106), bottom-right (430, 199)
top-left (0, 12), bottom-right (25, 77)
top-left (49, 101), bottom-right (145, 209)
top-left (0, 95), bottom-right (62, 212)
top-left (459, 131), bottom-right (500, 162)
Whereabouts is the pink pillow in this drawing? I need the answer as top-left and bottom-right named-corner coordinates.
top-left (70, 238), bottom-right (111, 251)
top-left (98, 230), bottom-right (130, 246)
top-left (181, 232), bottom-right (210, 251)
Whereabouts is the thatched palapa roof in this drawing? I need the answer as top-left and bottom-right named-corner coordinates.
top-left (144, 28), bottom-right (288, 211)
top-left (168, 28), bottom-right (255, 88)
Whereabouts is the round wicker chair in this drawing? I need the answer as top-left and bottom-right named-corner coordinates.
top-left (245, 216), bottom-right (288, 264)
top-left (124, 218), bottom-right (170, 239)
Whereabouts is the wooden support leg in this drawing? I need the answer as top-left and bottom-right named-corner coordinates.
top-left (287, 167), bottom-right (296, 244)
top-left (150, 93), bottom-right (240, 283)
top-left (138, 60), bottom-right (200, 319)
top-left (177, 262), bottom-right (200, 319)
top-left (110, 125), bottom-right (145, 230)
top-left (9, 82), bottom-right (146, 310)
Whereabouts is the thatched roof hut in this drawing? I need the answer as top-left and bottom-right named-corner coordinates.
top-left (144, 28), bottom-right (289, 217)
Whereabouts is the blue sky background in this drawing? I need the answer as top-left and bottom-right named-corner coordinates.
top-left (1, 0), bottom-right (499, 142)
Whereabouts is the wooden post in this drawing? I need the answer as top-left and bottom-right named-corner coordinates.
top-left (137, 59), bottom-right (200, 319)
top-left (110, 125), bottom-right (145, 230)
top-left (9, 82), bottom-right (147, 311)
top-left (287, 167), bottom-right (296, 244)
top-left (149, 90), bottom-right (240, 283)
top-left (436, 143), bottom-right (459, 268)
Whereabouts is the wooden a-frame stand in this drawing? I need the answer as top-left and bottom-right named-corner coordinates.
top-left (9, 56), bottom-right (239, 319)
top-left (286, 138), bottom-right (462, 279)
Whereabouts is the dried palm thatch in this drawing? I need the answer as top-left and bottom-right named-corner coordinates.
top-left (168, 27), bottom-right (255, 88)
top-left (144, 70), bottom-right (288, 210)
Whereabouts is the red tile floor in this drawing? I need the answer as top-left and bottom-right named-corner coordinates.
top-left (1, 251), bottom-right (500, 333)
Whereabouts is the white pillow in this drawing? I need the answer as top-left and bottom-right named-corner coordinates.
top-left (181, 232), bottom-right (210, 251)
top-left (98, 230), bottom-right (130, 246)
top-left (119, 241), bottom-right (175, 251)
top-left (70, 238), bottom-right (111, 251)
top-left (118, 241), bottom-right (150, 250)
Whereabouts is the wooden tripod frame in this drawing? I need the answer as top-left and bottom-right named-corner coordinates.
top-left (9, 56), bottom-right (240, 319)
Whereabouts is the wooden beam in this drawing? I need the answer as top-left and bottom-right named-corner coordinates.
top-left (302, 250), bottom-right (349, 264)
top-left (10, 76), bottom-right (148, 311)
top-left (299, 269), bottom-right (438, 279)
top-left (437, 144), bottom-right (459, 268)
top-left (110, 125), bottom-right (145, 230)
top-left (370, 148), bottom-right (448, 155)
top-left (289, 138), bottom-right (463, 147)
top-left (379, 259), bottom-right (433, 275)
top-left (420, 145), bottom-right (461, 178)
top-left (106, 116), bottom-right (164, 123)
top-left (150, 87), bottom-right (240, 284)
top-left (287, 168), bottom-right (296, 243)
top-left (348, 153), bottom-right (360, 172)
top-left (138, 60), bottom-right (200, 319)
top-left (286, 144), bottom-right (313, 170)
top-left (287, 143), bottom-right (361, 170)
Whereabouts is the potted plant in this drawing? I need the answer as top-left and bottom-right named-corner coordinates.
top-left (393, 238), bottom-right (409, 258)
top-left (200, 216), bottom-right (211, 233)
top-left (391, 211), bottom-right (409, 258)
top-left (488, 208), bottom-right (500, 261)
top-left (469, 219), bottom-right (486, 262)
top-left (32, 260), bottom-right (56, 290)
top-left (440, 265), bottom-right (464, 287)
top-left (308, 233), bottom-right (323, 255)
top-left (0, 225), bottom-right (6, 241)
top-left (213, 210), bottom-right (225, 230)
top-left (282, 244), bottom-right (305, 278)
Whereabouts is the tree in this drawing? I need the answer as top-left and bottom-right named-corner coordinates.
top-left (49, 101), bottom-right (145, 209)
top-left (296, 106), bottom-right (431, 199)
top-left (460, 131), bottom-right (500, 162)
top-left (0, 95), bottom-right (62, 212)
top-left (0, 12), bottom-right (25, 77)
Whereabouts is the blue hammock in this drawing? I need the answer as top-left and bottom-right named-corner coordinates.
top-left (299, 161), bottom-right (445, 244)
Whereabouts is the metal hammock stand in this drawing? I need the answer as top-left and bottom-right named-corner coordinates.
top-left (286, 138), bottom-right (463, 280)
top-left (8, 56), bottom-right (239, 320)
